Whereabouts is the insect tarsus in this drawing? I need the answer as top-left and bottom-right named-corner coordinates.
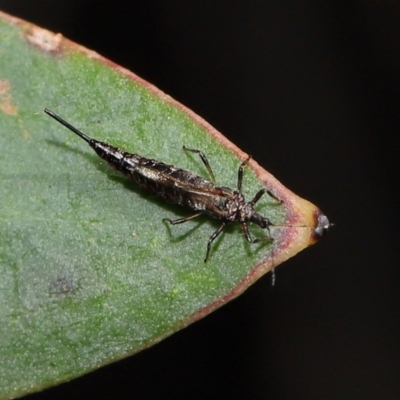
top-left (45, 108), bottom-right (281, 262)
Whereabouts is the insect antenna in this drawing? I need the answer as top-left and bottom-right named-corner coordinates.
top-left (44, 109), bottom-right (93, 144)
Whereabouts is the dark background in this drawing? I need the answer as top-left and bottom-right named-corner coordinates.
top-left (1, 1), bottom-right (399, 399)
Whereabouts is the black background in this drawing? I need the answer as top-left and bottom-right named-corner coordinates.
top-left (1, 2), bottom-right (399, 399)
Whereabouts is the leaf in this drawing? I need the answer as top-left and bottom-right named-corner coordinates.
top-left (0, 10), bottom-right (329, 399)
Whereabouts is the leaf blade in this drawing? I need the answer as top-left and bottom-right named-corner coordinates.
top-left (0, 11), bottom-right (328, 398)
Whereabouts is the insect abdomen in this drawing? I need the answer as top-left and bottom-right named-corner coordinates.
top-left (90, 139), bottom-right (218, 209)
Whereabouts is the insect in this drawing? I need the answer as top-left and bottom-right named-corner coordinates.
top-left (44, 108), bottom-right (281, 262)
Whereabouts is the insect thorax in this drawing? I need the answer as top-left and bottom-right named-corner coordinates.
top-left (220, 191), bottom-right (249, 222)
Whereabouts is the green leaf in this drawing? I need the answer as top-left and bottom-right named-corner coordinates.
top-left (0, 11), bottom-right (329, 399)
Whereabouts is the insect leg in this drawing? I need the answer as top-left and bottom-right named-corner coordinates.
top-left (163, 212), bottom-right (202, 225)
top-left (183, 146), bottom-right (216, 184)
top-left (236, 156), bottom-right (282, 204)
top-left (241, 222), bottom-right (273, 244)
top-left (249, 188), bottom-right (282, 205)
top-left (205, 222), bottom-right (226, 262)
top-left (237, 155), bottom-right (252, 192)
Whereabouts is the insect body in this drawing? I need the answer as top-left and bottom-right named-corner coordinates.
top-left (45, 108), bottom-right (280, 262)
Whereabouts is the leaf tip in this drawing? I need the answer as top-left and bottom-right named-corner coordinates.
top-left (310, 209), bottom-right (332, 244)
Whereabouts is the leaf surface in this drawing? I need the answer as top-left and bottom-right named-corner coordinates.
top-left (0, 11), bottom-right (329, 399)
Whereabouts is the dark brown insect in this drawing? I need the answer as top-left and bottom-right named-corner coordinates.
top-left (45, 108), bottom-right (281, 262)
